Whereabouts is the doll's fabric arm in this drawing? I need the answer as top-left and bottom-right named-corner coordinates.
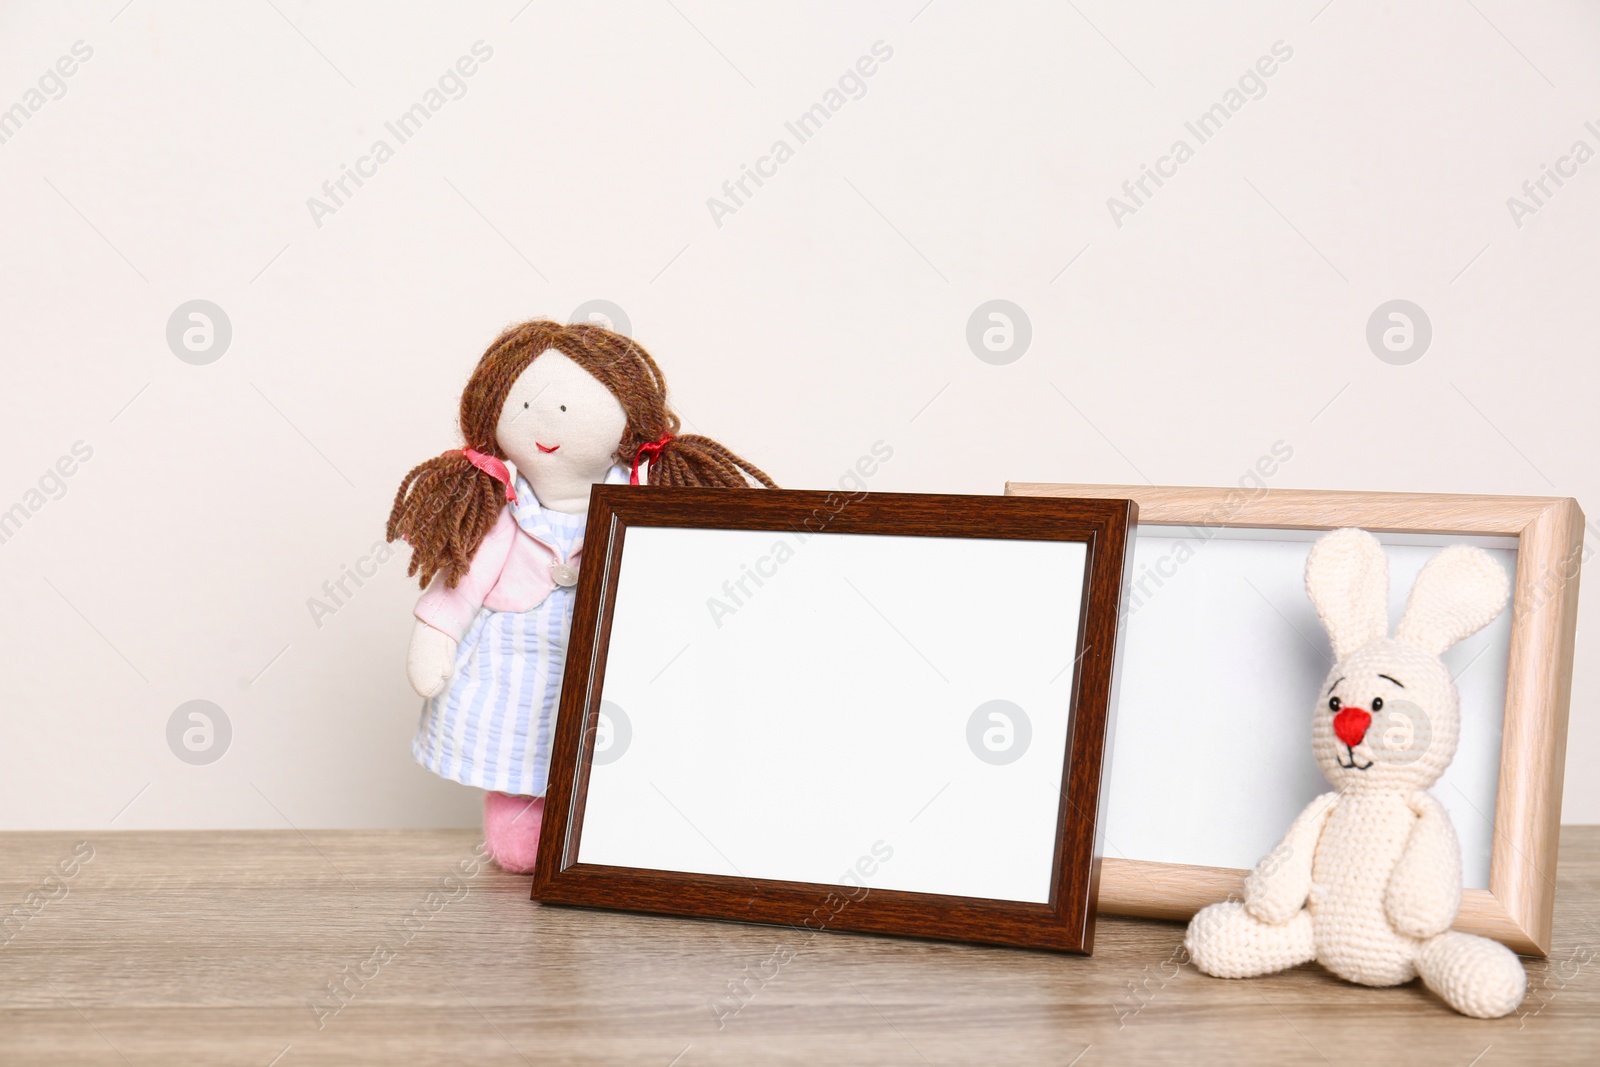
top-left (1385, 791), bottom-right (1463, 939)
top-left (413, 508), bottom-right (516, 641)
top-left (1243, 791), bottom-right (1338, 924)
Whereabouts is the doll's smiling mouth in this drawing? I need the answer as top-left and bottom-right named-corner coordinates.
top-left (535, 442), bottom-right (559, 454)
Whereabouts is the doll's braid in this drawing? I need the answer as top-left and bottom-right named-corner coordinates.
top-left (388, 319), bottom-right (774, 588)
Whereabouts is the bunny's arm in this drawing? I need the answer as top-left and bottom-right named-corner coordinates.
top-left (1243, 791), bottom-right (1338, 924)
top-left (1385, 791), bottom-right (1463, 939)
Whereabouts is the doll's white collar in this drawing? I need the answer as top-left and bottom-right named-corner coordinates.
top-left (510, 462), bottom-right (628, 525)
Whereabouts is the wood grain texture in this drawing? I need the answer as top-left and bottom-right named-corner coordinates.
top-left (1493, 496), bottom-right (1584, 955)
top-left (0, 828), bottom-right (1595, 1066)
top-left (534, 487), bottom-right (1137, 953)
top-left (1005, 482), bottom-right (1585, 955)
top-left (1004, 482), bottom-right (1559, 534)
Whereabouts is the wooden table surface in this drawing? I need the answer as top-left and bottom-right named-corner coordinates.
top-left (1, 827), bottom-right (1595, 1066)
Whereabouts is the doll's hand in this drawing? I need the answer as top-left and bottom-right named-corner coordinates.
top-left (407, 620), bottom-right (458, 698)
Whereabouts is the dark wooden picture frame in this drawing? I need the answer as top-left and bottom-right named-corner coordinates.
top-left (531, 487), bottom-right (1136, 953)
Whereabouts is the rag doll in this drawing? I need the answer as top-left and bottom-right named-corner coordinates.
top-left (386, 320), bottom-right (774, 873)
top-left (1185, 527), bottom-right (1526, 1018)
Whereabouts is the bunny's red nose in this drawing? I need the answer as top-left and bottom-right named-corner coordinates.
top-left (1333, 707), bottom-right (1371, 748)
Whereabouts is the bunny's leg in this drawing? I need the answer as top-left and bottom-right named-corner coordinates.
top-left (483, 791), bottom-right (545, 874)
top-left (1414, 931), bottom-right (1526, 1018)
top-left (1185, 901), bottom-right (1316, 978)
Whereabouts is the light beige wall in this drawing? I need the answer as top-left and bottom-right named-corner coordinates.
top-left (1, 1), bottom-right (1595, 829)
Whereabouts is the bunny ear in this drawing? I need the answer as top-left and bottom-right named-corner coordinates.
top-left (1305, 528), bottom-right (1390, 660)
top-left (1395, 544), bottom-right (1510, 656)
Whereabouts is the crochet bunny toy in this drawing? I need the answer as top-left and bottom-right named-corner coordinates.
top-left (1185, 527), bottom-right (1526, 1018)
top-left (386, 320), bottom-right (774, 874)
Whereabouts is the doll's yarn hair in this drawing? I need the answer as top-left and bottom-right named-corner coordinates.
top-left (387, 319), bottom-right (776, 589)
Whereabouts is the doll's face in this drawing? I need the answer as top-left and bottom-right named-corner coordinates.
top-left (495, 350), bottom-right (627, 483)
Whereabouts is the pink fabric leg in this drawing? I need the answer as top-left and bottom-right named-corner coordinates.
top-left (483, 791), bottom-right (544, 874)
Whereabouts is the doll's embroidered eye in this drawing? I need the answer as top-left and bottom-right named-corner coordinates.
top-left (523, 401), bottom-right (528, 409)
top-left (1328, 696), bottom-right (1341, 712)
top-left (1371, 696), bottom-right (1384, 712)
top-left (560, 405), bottom-right (567, 411)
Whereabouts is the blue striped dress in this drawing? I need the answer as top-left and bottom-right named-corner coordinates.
top-left (411, 476), bottom-right (586, 797)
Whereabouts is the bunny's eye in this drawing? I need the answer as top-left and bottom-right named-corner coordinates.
top-left (1328, 696), bottom-right (1341, 712)
top-left (560, 404), bottom-right (567, 412)
top-left (1371, 697), bottom-right (1384, 712)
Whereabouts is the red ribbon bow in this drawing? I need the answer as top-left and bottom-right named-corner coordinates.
top-left (460, 448), bottom-right (516, 502)
top-left (630, 433), bottom-right (675, 485)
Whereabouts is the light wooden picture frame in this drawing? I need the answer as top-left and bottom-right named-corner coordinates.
top-left (1006, 482), bottom-right (1584, 956)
